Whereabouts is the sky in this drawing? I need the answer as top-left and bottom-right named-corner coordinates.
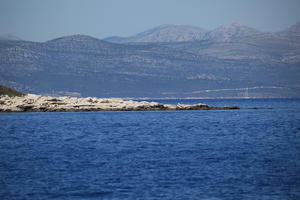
top-left (1, 0), bottom-right (300, 42)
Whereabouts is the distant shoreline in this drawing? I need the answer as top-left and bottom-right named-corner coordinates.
top-left (0, 94), bottom-right (239, 113)
top-left (125, 97), bottom-right (300, 100)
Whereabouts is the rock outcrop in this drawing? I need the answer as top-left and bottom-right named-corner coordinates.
top-left (0, 94), bottom-right (239, 112)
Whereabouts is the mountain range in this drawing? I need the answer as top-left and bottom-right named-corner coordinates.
top-left (1, 22), bottom-right (300, 98)
top-left (104, 23), bottom-right (264, 43)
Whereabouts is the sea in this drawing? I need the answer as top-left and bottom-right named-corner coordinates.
top-left (0, 98), bottom-right (300, 200)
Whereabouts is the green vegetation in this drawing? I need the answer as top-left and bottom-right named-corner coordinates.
top-left (0, 85), bottom-right (26, 97)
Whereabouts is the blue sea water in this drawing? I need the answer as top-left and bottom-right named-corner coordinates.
top-left (0, 99), bottom-right (300, 200)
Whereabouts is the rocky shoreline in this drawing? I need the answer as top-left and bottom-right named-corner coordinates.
top-left (0, 94), bottom-right (239, 112)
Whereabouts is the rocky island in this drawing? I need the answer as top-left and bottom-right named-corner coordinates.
top-left (0, 94), bottom-right (239, 112)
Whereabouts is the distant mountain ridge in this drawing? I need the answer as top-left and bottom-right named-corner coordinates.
top-left (1, 22), bottom-right (300, 98)
top-left (0, 34), bottom-right (22, 41)
top-left (45, 34), bottom-right (118, 51)
top-left (103, 22), bottom-right (295, 43)
top-left (202, 23), bottom-right (263, 41)
top-left (105, 24), bottom-right (207, 43)
top-left (279, 22), bottom-right (300, 35)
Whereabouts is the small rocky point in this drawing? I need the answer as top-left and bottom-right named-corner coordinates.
top-left (0, 94), bottom-right (239, 112)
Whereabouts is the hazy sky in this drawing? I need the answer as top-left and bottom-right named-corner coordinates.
top-left (1, 0), bottom-right (300, 41)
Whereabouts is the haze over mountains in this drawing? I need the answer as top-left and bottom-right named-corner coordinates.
top-left (104, 23), bottom-right (265, 43)
top-left (0, 34), bottom-right (22, 41)
top-left (1, 22), bottom-right (300, 98)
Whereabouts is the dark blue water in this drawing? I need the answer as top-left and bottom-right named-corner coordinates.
top-left (1, 99), bottom-right (300, 200)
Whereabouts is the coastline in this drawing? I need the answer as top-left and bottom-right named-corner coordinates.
top-left (124, 97), bottom-right (299, 100)
top-left (0, 94), bottom-right (239, 112)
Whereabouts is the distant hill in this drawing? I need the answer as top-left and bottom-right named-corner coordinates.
top-left (1, 22), bottom-right (300, 98)
top-left (0, 34), bottom-right (22, 41)
top-left (104, 24), bottom-right (206, 43)
top-left (201, 23), bottom-right (263, 41)
top-left (0, 85), bottom-right (25, 97)
top-left (104, 23), bottom-right (264, 43)
top-left (279, 22), bottom-right (300, 36)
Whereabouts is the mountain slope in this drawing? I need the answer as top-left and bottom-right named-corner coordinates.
top-left (279, 22), bottom-right (300, 36)
top-left (104, 24), bottom-right (207, 43)
top-left (0, 34), bottom-right (22, 41)
top-left (1, 24), bottom-right (300, 98)
top-left (104, 22), bottom-right (300, 44)
top-left (104, 23), bottom-right (264, 43)
top-left (202, 23), bottom-right (263, 41)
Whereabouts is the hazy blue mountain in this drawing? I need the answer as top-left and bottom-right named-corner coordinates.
top-left (1, 23), bottom-right (300, 98)
top-left (202, 23), bottom-right (263, 41)
top-left (0, 34), bottom-right (22, 41)
top-left (163, 33), bottom-right (300, 64)
top-left (104, 24), bottom-right (207, 43)
top-left (279, 21), bottom-right (300, 36)
top-left (104, 23), bottom-right (264, 43)
top-left (103, 36), bottom-right (129, 44)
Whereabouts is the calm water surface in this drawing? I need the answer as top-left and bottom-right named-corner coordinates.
top-left (0, 99), bottom-right (300, 200)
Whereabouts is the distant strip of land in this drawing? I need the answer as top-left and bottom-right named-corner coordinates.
top-left (0, 94), bottom-right (239, 112)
